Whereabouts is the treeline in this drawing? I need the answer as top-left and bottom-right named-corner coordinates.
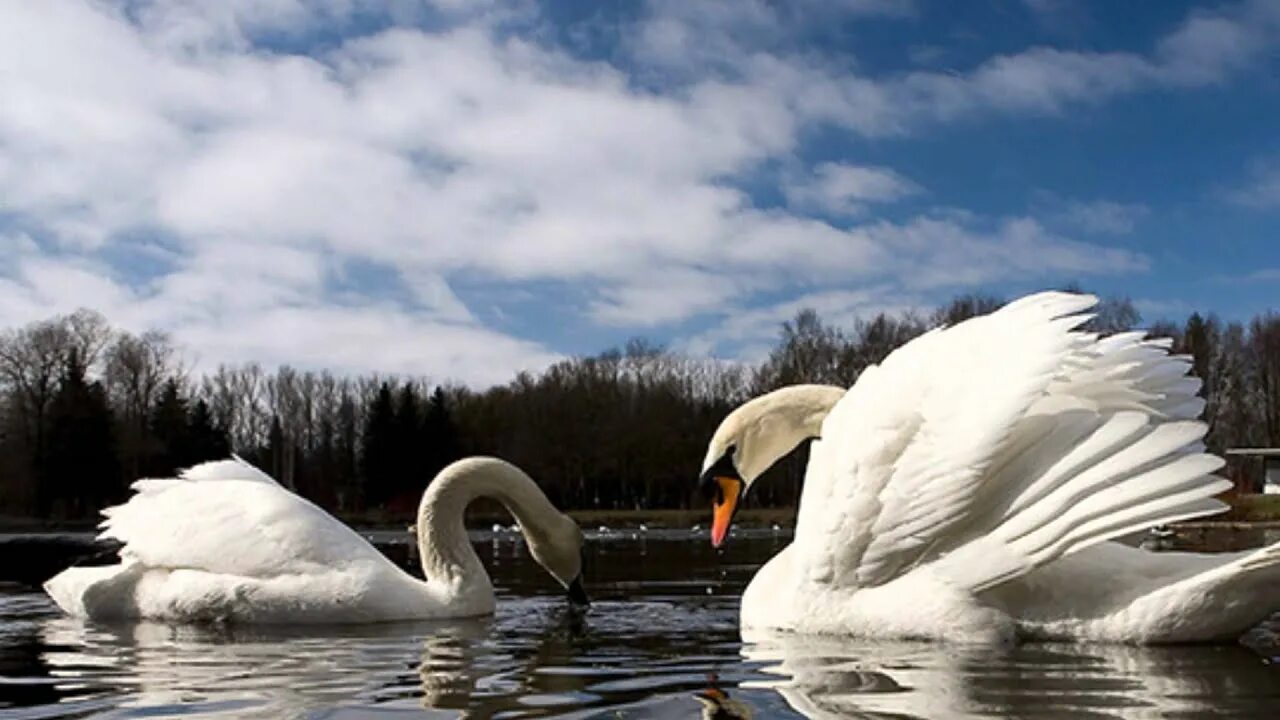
top-left (1, 291), bottom-right (1277, 522)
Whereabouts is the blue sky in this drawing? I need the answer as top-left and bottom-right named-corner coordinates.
top-left (1, 0), bottom-right (1278, 385)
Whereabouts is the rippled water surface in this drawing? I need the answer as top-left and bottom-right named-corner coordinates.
top-left (2, 528), bottom-right (1278, 718)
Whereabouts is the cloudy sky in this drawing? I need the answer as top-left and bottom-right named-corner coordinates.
top-left (1, 1), bottom-right (1278, 385)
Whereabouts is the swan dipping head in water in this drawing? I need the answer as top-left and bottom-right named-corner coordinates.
top-left (45, 455), bottom-right (588, 623)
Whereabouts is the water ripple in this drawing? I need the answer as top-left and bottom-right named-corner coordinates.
top-left (1, 531), bottom-right (1277, 718)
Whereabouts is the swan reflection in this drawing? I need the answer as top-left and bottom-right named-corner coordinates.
top-left (417, 620), bottom-right (490, 710)
top-left (738, 629), bottom-right (1278, 719)
top-left (31, 600), bottom-right (597, 718)
top-left (37, 615), bottom-right (499, 718)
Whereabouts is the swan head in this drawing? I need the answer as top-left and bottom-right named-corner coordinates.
top-left (699, 384), bottom-right (846, 548)
top-left (525, 513), bottom-right (589, 606)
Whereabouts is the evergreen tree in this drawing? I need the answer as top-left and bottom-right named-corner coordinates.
top-left (186, 399), bottom-right (230, 464)
top-left (335, 393), bottom-right (360, 510)
top-left (149, 379), bottom-right (190, 476)
top-left (4, 291), bottom-right (1280, 519)
top-left (1182, 313), bottom-right (1220, 390)
top-left (360, 383), bottom-right (397, 507)
top-left (42, 348), bottom-right (118, 517)
top-left (390, 383), bottom-right (424, 505)
top-left (266, 414), bottom-right (286, 483)
top-left (423, 386), bottom-right (461, 478)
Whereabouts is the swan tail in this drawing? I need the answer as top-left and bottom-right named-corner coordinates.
top-left (1234, 540), bottom-right (1280, 574)
top-left (934, 412), bottom-right (1229, 594)
top-left (43, 565), bottom-right (130, 618)
top-left (1136, 539), bottom-right (1280, 641)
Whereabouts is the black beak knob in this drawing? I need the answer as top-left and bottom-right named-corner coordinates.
top-left (567, 576), bottom-right (590, 607)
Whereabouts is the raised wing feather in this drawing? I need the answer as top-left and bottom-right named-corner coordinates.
top-left (792, 291), bottom-right (1225, 592)
top-left (179, 454), bottom-right (281, 484)
top-left (98, 458), bottom-right (389, 578)
top-left (793, 292), bottom-right (1094, 588)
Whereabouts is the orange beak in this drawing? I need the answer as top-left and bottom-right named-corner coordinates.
top-left (696, 687), bottom-right (728, 702)
top-left (710, 476), bottom-right (742, 548)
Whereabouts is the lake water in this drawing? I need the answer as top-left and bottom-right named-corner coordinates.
top-left (2, 527), bottom-right (1278, 719)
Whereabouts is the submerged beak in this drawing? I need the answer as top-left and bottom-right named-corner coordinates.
top-left (567, 576), bottom-right (590, 607)
top-left (710, 476), bottom-right (742, 548)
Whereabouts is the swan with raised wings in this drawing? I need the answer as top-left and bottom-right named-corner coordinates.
top-left (700, 291), bottom-right (1280, 643)
top-left (45, 456), bottom-right (588, 623)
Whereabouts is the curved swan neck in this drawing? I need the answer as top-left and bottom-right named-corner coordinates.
top-left (753, 384), bottom-right (847, 437)
top-left (415, 457), bottom-right (560, 586)
top-left (712, 384), bottom-right (847, 483)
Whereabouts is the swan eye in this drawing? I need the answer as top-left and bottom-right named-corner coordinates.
top-left (700, 445), bottom-right (742, 499)
top-left (725, 444), bottom-right (741, 477)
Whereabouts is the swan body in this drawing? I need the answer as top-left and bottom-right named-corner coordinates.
top-left (702, 291), bottom-right (1280, 643)
top-left (44, 456), bottom-right (586, 623)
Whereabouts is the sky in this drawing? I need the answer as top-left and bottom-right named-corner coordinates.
top-left (1, 0), bottom-right (1278, 386)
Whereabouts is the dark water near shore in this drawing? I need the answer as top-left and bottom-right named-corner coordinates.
top-left (1, 527), bottom-right (1278, 718)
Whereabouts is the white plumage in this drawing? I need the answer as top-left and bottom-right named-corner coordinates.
top-left (44, 456), bottom-right (585, 623)
top-left (705, 291), bottom-right (1280, 642)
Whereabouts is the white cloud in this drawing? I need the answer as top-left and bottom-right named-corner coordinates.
top-left (1243, 268), bottom-right (1280, 282)
top-left (681, 213), bottom-right (1148, 356)
top-left (631, 0), bottom-right (1280, 135)
top-left (1227, 158), bottom-right (1280, 209)
top-left (1073, 202), bottom-right (1148, 235)
top-left (1212, 267), bottom-right (1280, 284)
top-left (1039, 197), bottom-right (1149, 235)
top-left (681, 286), bottom-right (923, 359)
top-left (3, 0), bottom-right (1259, 383)
top-left (0, 251), bottom-right (558, 386)
top-left (589, 268), bottom-right (739, 327)
top-left (850, 215), bottom-right (1148, 290)
top-left (783, 163), bottom-right (920, 216)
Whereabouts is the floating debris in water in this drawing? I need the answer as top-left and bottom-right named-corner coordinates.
top-left (1140, 525), bottom-right (1177, 552)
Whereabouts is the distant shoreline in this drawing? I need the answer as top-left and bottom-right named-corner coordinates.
top-left (7, 506), bottom-right (1280, 533)
top-left (0, 506), bottom-right (798, 533)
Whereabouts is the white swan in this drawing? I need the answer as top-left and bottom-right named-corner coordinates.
top-left (700, 291), bottom-right (1280, 643)
top-left (44, 456), bottom-right (588, 623)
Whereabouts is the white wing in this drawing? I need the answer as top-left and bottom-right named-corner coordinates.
top-left (793, 291), bottom-right (1228, 592)
top-left (177, 454), bottom-right (281, 485)
top-left (99, 457), bottom-right (390, 578)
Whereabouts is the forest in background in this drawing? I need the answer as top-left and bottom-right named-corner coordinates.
top-left (1, 290), bottom-right (1278, 523)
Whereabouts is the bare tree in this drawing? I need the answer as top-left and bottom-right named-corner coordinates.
top-left (0, 311), bottom-right (109, 460)
top-left (1250, 313), bottom-right (1280, 447)
top-left (105, 330), bottom-right (180, 478)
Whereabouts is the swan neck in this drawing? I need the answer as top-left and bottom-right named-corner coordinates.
top-left (751, 383), bottom-right (846, 449)
top-left (416, 458), bottom-right (559, 585)
top-left (727, 384), bottom-right (846, 482)
top-left (767, 384), bottom-right (846, 437)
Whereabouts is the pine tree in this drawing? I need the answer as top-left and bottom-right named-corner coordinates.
top-left (186, 399), bottom-right (230, 465)
top-left (42, 348), bottom-right (119, 517)
top-left (423, 386), bottom-right (461, 478)
top-left (360, 383), bottom-right (397, 507)
top-left (390, 383), bottom-right (424, 505)
top-left (149, 379), bottom-right (190, 476)
top-left (336, 393), bottom-right (360, 510)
